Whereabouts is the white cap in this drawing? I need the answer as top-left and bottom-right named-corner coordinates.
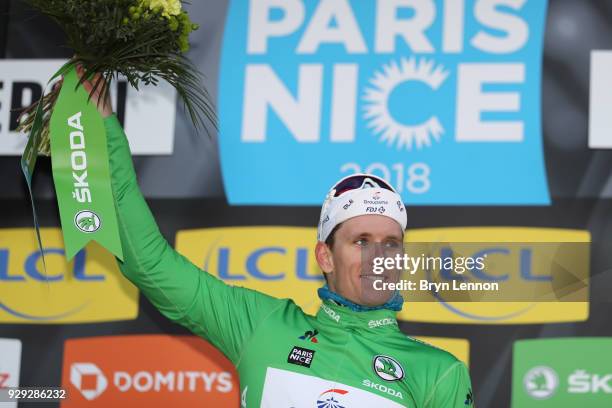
top-left (317, 173), bottom-right (407, 242)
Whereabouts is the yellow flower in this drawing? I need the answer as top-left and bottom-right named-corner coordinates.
top-left (142, 0), bottom-right (181, 18)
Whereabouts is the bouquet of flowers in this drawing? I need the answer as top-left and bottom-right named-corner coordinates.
top-left (16, 0), bottom-right (215, 263)
top-left (17, 0), bottom-right (215, 155)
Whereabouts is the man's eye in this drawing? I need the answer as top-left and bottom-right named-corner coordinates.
top-left (355, 239), bottom-right (368, 246)
top-left (385, 240), bottom-right (401, 249)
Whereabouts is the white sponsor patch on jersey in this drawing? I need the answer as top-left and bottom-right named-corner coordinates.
top-left (260, 367), bottom-right (405, 407)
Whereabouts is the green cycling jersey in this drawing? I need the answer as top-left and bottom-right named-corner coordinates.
top-left (105, 115), bottom-right (474, 407)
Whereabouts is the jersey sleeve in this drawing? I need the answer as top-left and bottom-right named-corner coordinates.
top-left (425, 361), bottom-right (474, 408)
top-left (105, 114), bottom-right (285, 363)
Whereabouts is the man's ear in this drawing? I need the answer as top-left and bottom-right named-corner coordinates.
top-left (315, 241), bottom-right (334, 275)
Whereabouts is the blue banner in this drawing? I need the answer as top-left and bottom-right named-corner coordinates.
top-left (219, 0), bottom-right (550, 205)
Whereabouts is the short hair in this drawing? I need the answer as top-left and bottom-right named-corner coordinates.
top-left (321, 222), bottom-right (343, 283)
top-left (324, 222), bottom-right (342, 250)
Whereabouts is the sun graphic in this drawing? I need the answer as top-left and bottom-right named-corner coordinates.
top-left (362, 57), bottom-right (450, 150)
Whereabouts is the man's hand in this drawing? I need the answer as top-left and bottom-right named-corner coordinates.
top-left (75, 64), bottom-right (113, 118)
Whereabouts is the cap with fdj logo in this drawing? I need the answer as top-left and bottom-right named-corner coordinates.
top-left (317, 174), bottom-right (407, 243)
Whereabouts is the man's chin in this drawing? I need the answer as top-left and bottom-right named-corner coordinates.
top-left (359, 287), bottom-right (394, 307)
top-left (358, 276), bottom-right (395, 306)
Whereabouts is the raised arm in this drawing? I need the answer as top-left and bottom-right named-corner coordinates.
top-left (80, 66), bottom-right (284, 363)
top-left (106, 114), bottom-right (287, 362)
top-left (106, 114), bottom-right (202, 323)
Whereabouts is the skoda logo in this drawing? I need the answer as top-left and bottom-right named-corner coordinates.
top-left (523, 366), bottom-right (558, 399)
top-left (74, 211), bottom-right (101, 233)
top-left (373, 355), bottom-right (404, 382)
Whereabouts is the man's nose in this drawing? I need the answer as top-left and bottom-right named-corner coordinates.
top-left (372, 242), bottom-right (386, 260)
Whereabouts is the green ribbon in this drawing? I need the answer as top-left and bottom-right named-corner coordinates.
top-left (21, 63), bottom-right (123, 263)
top-left (20, 87), bottom-right (48, 272)
top-left (20, 62), bottom-right (73, 272)
top-left (48, 66), bottom-right (123, 261)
